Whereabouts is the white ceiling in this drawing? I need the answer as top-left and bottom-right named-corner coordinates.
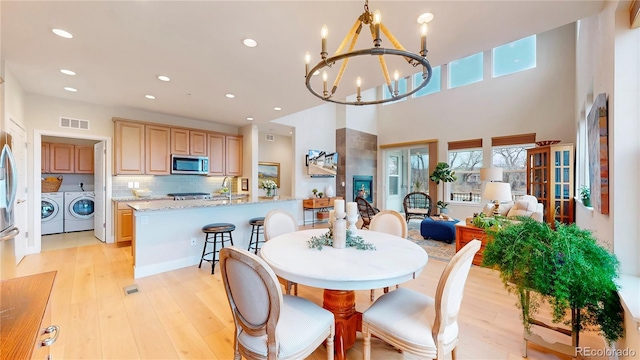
top-left (1, 1), bottom-right (603, 133)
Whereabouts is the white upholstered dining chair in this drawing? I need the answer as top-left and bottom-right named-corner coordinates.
top-left (219, 247), bottom-right (335, 360)
top-left (368, 210), bottom-right (408, 301)
top-left (362, 239), bottom-right (482, 360)
top-left (263, 209), bottom-right (299, 295)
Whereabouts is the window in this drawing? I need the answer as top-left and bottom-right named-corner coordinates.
top-left (382, 76), bottom-right (408, 103)
top-left (448, 146), bottom-right (483, 202)
top-left (492, 145), bottom-right (533, 198)
top-left (412, 66), bottom-right (441, 98)
top-left (492, 35), bottom-right (537, 78)
top-left (448, 52), bottom-right (483, 89)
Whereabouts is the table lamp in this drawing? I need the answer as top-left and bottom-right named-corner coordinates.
top-left (483, 182), bottom-right (512, 216)
top-left (480, 167), bottom-right (503, 182)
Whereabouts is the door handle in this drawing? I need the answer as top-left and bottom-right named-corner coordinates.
top-left (41, 325), bottom-right (61, 346)
top-left (0, 227), bottom-right (19, 242)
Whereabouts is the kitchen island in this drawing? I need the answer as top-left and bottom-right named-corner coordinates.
top-left (128, 196), bottom-right (300, 278)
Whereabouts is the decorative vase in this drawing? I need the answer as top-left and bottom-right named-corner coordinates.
top-left (325, 185), bottom-right (335, 198)
top-left (266, 188), bottom-right (273, 197)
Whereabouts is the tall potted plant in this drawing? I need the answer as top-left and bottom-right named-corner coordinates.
top-left (429, 162), bottom-right (457, 213)
top-left (482, 217), bottom-right (623, 350)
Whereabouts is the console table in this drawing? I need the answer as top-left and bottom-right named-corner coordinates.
top-left (302, 197), bottom-right (342, 227)
top-left (455, 222), bottom-right (489, 266)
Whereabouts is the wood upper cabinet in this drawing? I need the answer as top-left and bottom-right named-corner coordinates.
top-left (49, 143), bottom-right (75, 173)
top-left (75, 145), bottom-right (94, 174)
top-left (41, 143), bottom-right (50, 173)
top-left (114, 120), bottom-right (145, 175)
top-left (171, 129), bottom-right (208, 156)
top-left (225, 135), bottom-right (243, 176)
top-left (145, 125), bottom-right (171, 175)
top-left (208, 133), bottom-right (225, 176)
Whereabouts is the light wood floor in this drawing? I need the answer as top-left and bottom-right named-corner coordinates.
top-left (17, 235), bottom-right (609, 359)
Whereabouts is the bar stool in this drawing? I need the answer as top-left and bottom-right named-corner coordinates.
top-left (247, 217), bottom-right (265, 254)
top-left (199, 222), bottom-right (235, 274)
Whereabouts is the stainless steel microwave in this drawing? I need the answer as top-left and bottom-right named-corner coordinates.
top-left (171, 154), bottom-right (209, 175)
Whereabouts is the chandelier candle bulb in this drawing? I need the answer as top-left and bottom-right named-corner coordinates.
top-left (356, 77), bottom-right (362, 100)
top-left (322, 71), bottom-right (328, 96)
top-left (321, 25), bottom-right (328, 58)
top-left (393, 70), bottom-right (399, 95)
top-left (373, 10), bottom-right (381, 46)
top-left (420, 23), bottom-right (428, 54)
top-left (305, 52), bottom-right (311, 75)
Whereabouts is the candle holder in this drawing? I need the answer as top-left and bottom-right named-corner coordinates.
top-left (347, 213), bottom-right (358, 234)
top-left (333, 212), bottom-right (347, 249)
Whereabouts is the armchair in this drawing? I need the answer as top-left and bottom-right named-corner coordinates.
top-left (403, 192), bottom-right (433, 223)
top-left (355, 196), bottom-right (380, 229)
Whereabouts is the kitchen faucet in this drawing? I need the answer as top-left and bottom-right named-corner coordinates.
top-left (221, 176), bottom-right (232, 202)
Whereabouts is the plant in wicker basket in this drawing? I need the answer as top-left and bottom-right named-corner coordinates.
top-left (482, 217), bottom-right (623, 345)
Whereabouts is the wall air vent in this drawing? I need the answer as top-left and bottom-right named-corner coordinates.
top-left (60, 117), bottom-right (90, 130)
top-left (265, 134), bottom-right (275, 141)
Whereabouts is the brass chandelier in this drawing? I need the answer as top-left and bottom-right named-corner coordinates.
top-left (304, 0), bottom-right (433, 106)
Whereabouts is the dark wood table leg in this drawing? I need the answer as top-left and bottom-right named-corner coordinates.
top-left (323, 289), bottom-right (362, 360)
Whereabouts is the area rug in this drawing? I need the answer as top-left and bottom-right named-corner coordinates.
top-left (407, 221), bottom-right (455, 262)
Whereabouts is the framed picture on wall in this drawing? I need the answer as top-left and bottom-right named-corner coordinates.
top-left (241, 178), bottom-right (249, 191)
top-left (258, 162), bottom-right (280, 187)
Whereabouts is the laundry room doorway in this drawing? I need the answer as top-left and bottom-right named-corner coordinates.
top-left (32, 130), bottom-right (112, 254)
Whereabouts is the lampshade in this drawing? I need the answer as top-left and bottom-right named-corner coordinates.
top-left (480, 167), bottom-right (503, 182)
top-left (484, 182), bottom-right (512, 202)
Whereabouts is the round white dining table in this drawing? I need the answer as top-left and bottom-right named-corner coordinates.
top-left (260, 228), bottom-right (428, 360)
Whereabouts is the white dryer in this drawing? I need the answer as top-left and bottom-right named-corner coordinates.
top-left (64, 191), bottom-right (95, 232)
top-left (41, 192), bottom-right (64, 235)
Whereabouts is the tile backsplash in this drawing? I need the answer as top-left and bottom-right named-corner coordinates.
top-left (112, 175), bottom-right (235, 197)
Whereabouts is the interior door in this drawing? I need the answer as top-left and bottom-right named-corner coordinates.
top-left (93, 142), bottom-right (106, 242)
top-left (8, 119), bottom-right (27, 263)
top-left (386, 150), bottom-right (403, 212)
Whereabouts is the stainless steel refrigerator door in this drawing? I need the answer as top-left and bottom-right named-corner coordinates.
top-left (0, 143), bottom-right (18, 234)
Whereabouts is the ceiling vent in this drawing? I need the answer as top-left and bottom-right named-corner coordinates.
top-left (60, 117), bottom-right (90, 130)
top-left (265, 134), bottom-right (275, 141)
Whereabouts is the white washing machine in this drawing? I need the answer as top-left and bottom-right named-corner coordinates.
top-left (41, 192), bottom-right (64, 235)
top-left (64, 191), bottom-right (95, 232)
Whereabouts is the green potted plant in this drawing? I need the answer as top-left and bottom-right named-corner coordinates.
top-left (312, 188), bottom-right (318, 198)
top-left (482, 217), bottom-right (623, 349)
top-left (579, 185), bottom-right (591, 207)
top-left (429, 162), bottom-right (457, 214)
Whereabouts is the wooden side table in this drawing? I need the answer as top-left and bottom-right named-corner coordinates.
top-left (302, 197), bottom-right (342, 227)
top-left (455, 222), bottom-right (489, 266)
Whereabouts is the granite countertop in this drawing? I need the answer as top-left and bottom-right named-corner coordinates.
top-left (112, 194), bottom-right (249, 202)
top-left (128, 196), bottom-right (297, 212)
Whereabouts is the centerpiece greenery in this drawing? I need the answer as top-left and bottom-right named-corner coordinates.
top-left (307, 226), bottom-right (376, 251)
top-left (482, 217), bottom-right (623, 345)
top-left (429, 162), bottom-right (457, 212)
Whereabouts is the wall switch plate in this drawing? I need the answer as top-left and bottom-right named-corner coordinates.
top-left (134, 182), bottom-right (139, 189)
top-left (190, 237), bottom-right (197, 246)
top-left (128, 182), bottom-right (134, 189)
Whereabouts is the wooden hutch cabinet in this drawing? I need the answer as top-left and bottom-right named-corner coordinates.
top-left (526, 143), bottom-right (574, 225)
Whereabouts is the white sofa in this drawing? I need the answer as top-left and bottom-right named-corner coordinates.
top-left (481, 195), bottom-right (544, 222)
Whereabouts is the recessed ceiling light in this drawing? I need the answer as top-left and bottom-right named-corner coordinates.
top-left (246, 117), bottom-right (254, 121)
top-left (274, 107), bottom-right (282, 111)
top-left (289, 131), bottom-right (293, 135)
top-left (145, 95), bottom-right (156, 99)
top-left (417, 13), bottom-right (434, 24)
top-left (157, 75), bottom-right (171, 82)
top-left (60, 69), bottom-right (76, 76)
top-left (243, 38), bottom-right (258, 47)
top-left (52, 28), bottom-right (73, 38)
top-left (225, 93), bottom-right (235, 98)
top-left (64, 87), bottom-right (77, 92)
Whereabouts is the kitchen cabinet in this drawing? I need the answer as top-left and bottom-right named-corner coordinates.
top-left (0, 271), bottom-right (58, 359)
top-left (75, 145), bottom-right (94, 174)
top-left (225, 135), bottom-right (243, 176)
top-left (49, 143), bottom-right (75, 173)
top-left (145, 125), bottom-right (171, 175)
top-left (208, 134), bottom-right (243, 176)
top-left (526, 144), bottom-right (574, 226)
top-left (208, 133), bottom-right (225, 175)
top-left (171, 129), bottom-right (208, 156)
top-left (115, 201), bottom-right (134, 243)
top-left (41, 142), bottom-right (50, 173)
top-left (114, 120), bottom-right (145, 175)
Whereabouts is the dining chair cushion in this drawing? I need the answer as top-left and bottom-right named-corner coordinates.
top-left (238, 294), bottom-right (334, 358)
top-left (226, 257), bottom-right (273, 325)
top-left (362, 288), bottom-right (437, 358)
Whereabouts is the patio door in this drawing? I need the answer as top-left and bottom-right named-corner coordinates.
top-left (386, 151), bottom-right (403, 212)
top-left (384, 147), bottom-right (430, 213)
